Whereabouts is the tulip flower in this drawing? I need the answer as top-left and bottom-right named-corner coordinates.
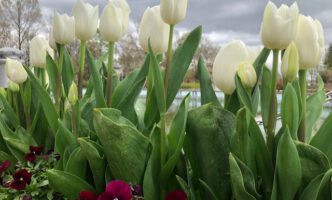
top-left (5, 58), bottom-right (28, 84)
top-left (8, 80), bottom-right (19, 92)
top-left (99, 0), bottom-right (131, 42)
top-left (260, 2), bottom-right (299, 50)
top-left (160, 0), bottom-right (188, 25)
top-left (29, 36), bottom-right (54, 68)
top-left (49, 30), bottom-right (57, 50)
top-left (72, 0), bottom-right (99, 41)
top-left (139, 6), bottom-right (170, 54)
top-left (237, 62), bottom-right (257, 89)
top-left (281, 42), bottom-right (299, 82)
top-left (212, 40), bottom-right (257, 95)
top-left (295, 15), bottom-right (325, 69)
top-left (52, 12), bottom-right (75, 45)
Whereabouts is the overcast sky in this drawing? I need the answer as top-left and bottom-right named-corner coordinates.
top-left (39, 0), bottom-right (332, 47)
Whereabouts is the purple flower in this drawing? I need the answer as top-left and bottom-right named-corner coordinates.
top-left (24, 146), bottom-right (44, 163)
top-left (10, 169), bottom-right (32, 190)
top-left (0, 160), bottom-right (10, 176)
top-left (165, 190), bottom-right (187, 200)
top-left (98, 180), bottom-right (131, 200)
top-left (79, 190), bottom-right (98, 200)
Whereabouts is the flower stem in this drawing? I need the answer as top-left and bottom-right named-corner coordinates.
top-left (298, 69), bottom-right (307, 142)
top-left (78, 41), bottom-right (86, 99)
top-left (13, 92), bottom-right (20, 124)
top-left (71, 104), bottom-right (78, 137)
top-left (267, 49), bottom-right (279, 153)
top-left (164, 24), bottom-right (174, 96)
top-left (160, 112), bottom-right (167, 199)
top-left (106, 42), bottom-right (115, 107)
top-left (55, 45), bottom-right (64, 114)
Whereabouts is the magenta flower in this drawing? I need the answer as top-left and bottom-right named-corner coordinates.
top-left (10, 169), bottom-right (32, 190)
top-left (79, 190), bottom-right (98, 200)
top-left (98, 180), bottom-right (131, 200)
top-left (0, 160), bottom-right (10, 176)
top-left (24, 146), bottom-right (44, 163)
top-left (165, 190), bottom-right (187, 200)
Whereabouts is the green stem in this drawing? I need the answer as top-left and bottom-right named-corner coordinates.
top-left (55, 45), bottom-right (64, 114)
top-left (71, 104), bottom-right (78, 137)
top-left (106, 42), bottom-right (115, 107)
top-left (298, 70), bottom-right (307, 142)
top-left (160, 112), bottom-right (167, 199)
top-left (266, 49), bottom-right (279, 153)
top-left (164, 24), bottom-right (174, 96)
top-left (78, 41), bottom-right (86, 99)
top-left (13, 92), bottom-right (20, 124)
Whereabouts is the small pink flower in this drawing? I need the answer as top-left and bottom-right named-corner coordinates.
top-left (79, 190), bottom-right (98, 200)
top-left (98, 180), bottom-right (131, 200)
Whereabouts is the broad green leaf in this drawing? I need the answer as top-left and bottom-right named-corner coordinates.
top-left (47, 169), bottom-right (95, 200)
top-left (199, 179), bottom-right (219, 200)
top-left (65, 147), bottom-right (87, 180)
top-left (310, 113), bottom-right (332, 163)
top-left (235, 75), bottom-right (252, 111)
top-left (197, 56), bottom-right (220, 106)
top-left (281, 84), bottom-right (299, 139)
top-left (78, 137), bottom-right (106, 193)
top-left (25, 67), bottom-right (59, 134)
top-left (251, 85), bottom-right (260, 116)
top-left (93, 109), bottom-right (150, 184)
top-left (229, 153), bottom-right (257, 200)
top-left (253, 48), bottom-right (271, 79)
top-left (143, 126), bottom-right (161, 200)
top-left (54, 120), bottom-right (78, 160)
top-left (86, 49), bottom-right (107, 108)
top-left (62, 48), bottom-right (75, 96)
top-left (161, 94), bottom-right (191, 183)
top-left (261, 66), bottom-right (272, 130)
top-left (185, 104), bottom-right (235, 199)
top-left (296, 142), bottom-right (330, 193)
top-left (0, 151), bottom-right (16, 165)
top-left (299, 173), bottom-right (325, 200)
top-left (167, 26), bottom-right (202, 108)
top-left (45, 53), bottom-right (58, 96)
top-left (0, 94), bottom-right (19, 128)
top-left (272, 128), bottom-right (302, 200)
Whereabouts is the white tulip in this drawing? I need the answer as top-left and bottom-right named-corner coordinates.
top-left (8, 79), bottom-right (20, 92)
top-left (52, 12), bottom-right (75, 45)
top-left (5, 58), bottom-right (28, 84)
top-left (72, 0), bottom-right (99, 41)
top-left (49, 30), bottom-right (57, 50)
top-left (281, 42), bottom-right (299, 82)
top-left (237, 62), bottom-right (257, 89)
top-left (212, 40), bottom-right (257, 95)
top-left (295, 15), bottom-right (325, 69)
top-left (139, 6), bottom-right (169, 54)
top-left (30, 36), bottom-right (54, 68)
top-left (99, 0), bottom-right (131, 42)
top-left (260, 2), bottom-right (299, 50)
top-left (160, 0), bottom-right (188, 25)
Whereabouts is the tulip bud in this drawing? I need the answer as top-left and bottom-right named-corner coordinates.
top-left (68, 81), bottom-right (78, 106)
top-left (139, 6), bottom-right (169, 54)
top-left (160, 0), bottom-right (188, 25)
top-left (30, 36), bottom-right (54, 68)
top-left (52, 12), bottom-right (75, 45)
top-left (8, 80), bottom-right (20, 92)
top-left (281, 42), bottom-right (299, 82)
top-left (99, 0), bottom-right (131, 42)
top-left (260, 2), bottom-right (299, 50)
top-left (212, 40), bottom-right (257, 95)
top-left (5, 58), bottom-right (28, 84)
top-left (295, 15), bottom-right (325, 69)
top-left (72, 0), bottom-right (99, 41)
top-left (237, 62), bottom-right (257, 89)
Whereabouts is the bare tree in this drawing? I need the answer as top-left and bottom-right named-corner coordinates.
top-left (0, 0), bottom-right (43, 50)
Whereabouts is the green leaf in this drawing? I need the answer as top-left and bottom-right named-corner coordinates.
top-left (25, 67), bottom-right (59, 135)
top-left (161, 94), bottom-right (191, 183)
top-left (229, 153), bottom-right (257, 200)
top-left (253, 48), bottom-right (271, 79)
top-left (62, 48), bottom-right (75, 96)
top-left (260, 66), bottom-right (272, 130)
top-left (47, 169), bottom-right (95, 200)
top-left (86, 49), bottom-right (107, 108)
top-left (55, 120), bottom-right (78, 161)
top-left (197, 55), bottom-right (220, 106)
top-left (251, 85), bottom-right (260, 116)
top-left (0, 151), bottom-right (16, 165)
top-left (78, 137), bottom-right (106, 193)
top-left (65, 147), bottom-right (87, 180)
top-left (112, 55), bottom-right (149, 123)
top-left (235, 75), bottom-right (252, 111)
top-left (148, 42), bottom-right (166, 115)
top-left (0, 94), bottom-right (19, 128)
top-left (167, 26), bottom-right (202, 108)
top-left (199, 179), bottom-right (219, 200)
top-left (143, 126), bottom-right (161, 200)
top-left (299, 173), bottom-right (325, 200)
top-left (272, 128), bottom-right (302, 200)
top-left (184, 104), bottom-right (235, 199)
top-left (45, 53), bottom-right (58, 96)
top-left (310, 113), bottom-right (332, 163)
top-left (93, 108), bottom-right (150, 184)
top-left (281, 84), bottom-right (299, 139)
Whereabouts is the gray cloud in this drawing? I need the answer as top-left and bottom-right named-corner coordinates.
top-left (39, 0), bottom-right (332, 46)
